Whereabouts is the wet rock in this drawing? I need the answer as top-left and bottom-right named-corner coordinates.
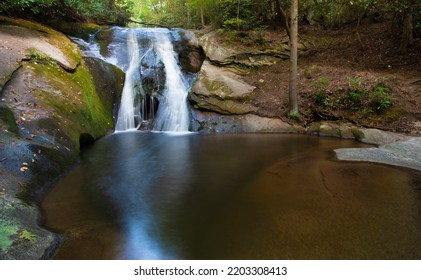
top-left (319, 122), bottom-right (341, 138)
top-left (84, 57), bottom-right (125, 121)
top-left (178, 44), bottom-right (206, 73)
top-left (335, 137), bottom-right (421, 172)
top-left (191, 110), bottom-right (302, 134)
top-left (351, 128), bottom-right (409, 145)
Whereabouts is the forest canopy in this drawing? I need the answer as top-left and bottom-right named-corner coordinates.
top-left (0, 1), bottom-right (419, 32)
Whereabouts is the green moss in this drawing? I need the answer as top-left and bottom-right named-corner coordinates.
top-left (26, 48), bottom-right (57, 66)
top-left (46, 21), bottom-right (102, 41)
top-left (0, 104), bottom-right (18, 135)
top-left (29, 62), bottom-right (113, 150)
top-left (0, 221), bottom-right (18, 251)
top-left (203, 79), bottom-right (233, 97)
top-left (18, 230), bottom-right (36, 242)
top-left (0, 17), bottom-right (81, 69)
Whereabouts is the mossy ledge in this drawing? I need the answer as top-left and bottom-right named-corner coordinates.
top-left (0, 18), bottom-right (119, 259)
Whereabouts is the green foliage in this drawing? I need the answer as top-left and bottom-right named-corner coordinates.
top-left (314, 92), bottom-right (332, 107)
top-left (312, 76), bottom-right (393, 115)
top-left (370, 81), bottom-right (392, 112)
top-left (312, 76), bottom-right (330, 90)
top-left (18, 230), bottom-right (37, 242)
top-left (1, 0), bottom-right (418, 31)
top-left (288, 111), bottom-right (301, 121)
top-left (27, 48), bottom-right (57, 66)
top-left (0, 0), bottom-right (132, 25)
top-left (312, 77), bottom-right (332, 107)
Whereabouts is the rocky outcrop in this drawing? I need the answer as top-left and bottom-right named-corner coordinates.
top-left (189, 61), bottom-right (257, 115)
top-left (188, 30), bottom-right (306, 130)
top-left (198, 31), bottom-right (295, 68)
top-left (0, 18), bottom-right (120, 259)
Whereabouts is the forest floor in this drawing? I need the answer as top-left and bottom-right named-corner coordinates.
top-left (243, 20), bottom-right (421, 136)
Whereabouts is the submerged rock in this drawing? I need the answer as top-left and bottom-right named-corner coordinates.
top-left (335, 137), bottom-right (421, 172)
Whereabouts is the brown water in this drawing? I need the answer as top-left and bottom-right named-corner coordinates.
top-left (41, 132), bottom-right (421, 259)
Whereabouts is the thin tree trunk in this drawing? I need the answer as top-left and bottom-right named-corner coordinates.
top-left (237, 0), bottom-right (241, 31)
top-left (289, 0), bottom-right (299, 117)
top-left (200, 7), bottom-right (205, 27)
top-left (399, 8), bottom-right (413, 54)
top-left (187, 6), bottom-right (191, 28)
top-left (274, 0), bottom-right (291, 38)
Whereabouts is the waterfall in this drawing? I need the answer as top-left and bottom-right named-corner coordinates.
top-left (110, 28), bottom-right (191, 132)
top-left (74, 27), bottom-right (194, 132)
top-left (152, 31), bottom-right (190, 132)
top-left (115, 29), bottom-right (140, 131)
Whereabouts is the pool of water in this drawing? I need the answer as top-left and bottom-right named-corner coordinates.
top-left (41, 132), bottom-right (421, 259)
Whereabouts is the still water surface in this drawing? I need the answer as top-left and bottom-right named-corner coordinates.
top-left (42, 132), bottom-right (421, 259)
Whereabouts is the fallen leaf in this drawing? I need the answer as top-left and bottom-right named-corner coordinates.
top-left (0, 157), bottom-right (7, 162)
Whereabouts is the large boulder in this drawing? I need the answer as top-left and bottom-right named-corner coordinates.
top-left (189, 61), bottom-right (257, 115)
top-left (0, 18), bottom-right (117, 259)
top-left (0, 17), bottom-right (81, 93)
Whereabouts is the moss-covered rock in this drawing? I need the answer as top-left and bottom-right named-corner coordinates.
top-left (45, 21), bottom-right (103, 41)
top-left (0, 17), bottom-right (118, 260)
top-left (0, 17), bottom-right (81, 71)
top-left (0, 104), bottom-right (18, 135)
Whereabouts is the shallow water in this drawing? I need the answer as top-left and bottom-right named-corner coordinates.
top-left (41, 132), bottom-right (421, 259)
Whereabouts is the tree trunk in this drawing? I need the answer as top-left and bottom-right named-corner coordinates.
top-left (237, 0), bottom-right (241, 31)
top-left (274, 0), bottom-right (291, 38)
top-left (187, 6), bottom-right (191, 28)
top-left (289, 0), bottom-right (299, 117)
top-left (200, 7), bottom-right (205, 27)
top-left (399, 8), bottom-right (414, 54)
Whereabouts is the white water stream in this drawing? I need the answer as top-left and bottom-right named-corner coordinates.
top-left (113, 28), bottom-right (190, 132)
top-left (152, 31), bottom-right (190, 132)
top-left (115, 29), bottom-right (140, 131)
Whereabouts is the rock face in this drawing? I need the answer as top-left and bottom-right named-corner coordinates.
top-left (188, 30), bottom-right (303, 132)
top-left (198, 31), bottom-right (292, 67)
top-left (189, 61), bottom-right (257, 115)
top-left (0, 18), bottom-right (119, 259)
top-left (0, 17), bottom-right (80, 92)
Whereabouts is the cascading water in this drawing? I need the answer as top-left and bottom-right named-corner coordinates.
top-left (115, 29), bottom-right (140, 131)
top-left (152, 31), bottom-right (190, 132)
top-left (75, 27), bottom-right (197, 132)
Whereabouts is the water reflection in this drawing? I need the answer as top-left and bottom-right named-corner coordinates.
top-left (42, 132), bottom-right (421, 259)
